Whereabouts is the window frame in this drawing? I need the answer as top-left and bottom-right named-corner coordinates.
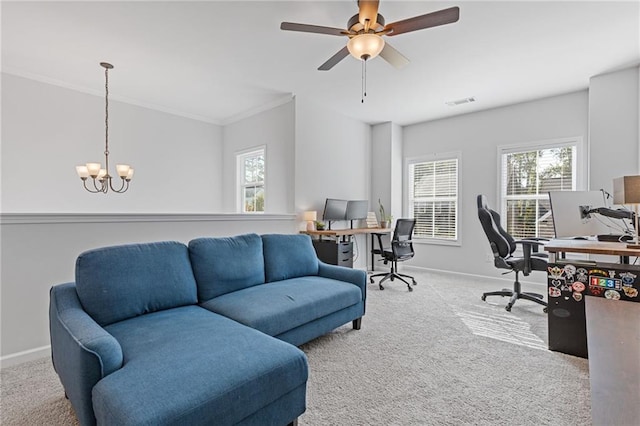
top-left (496, 137), bottom-right (586, 239)
top-left (236, 145), bottom-right (266, 214)
top-left (404, 151), bottom-right (462, 246)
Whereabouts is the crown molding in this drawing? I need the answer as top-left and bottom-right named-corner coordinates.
top-left (2, 68), bottom-right (222, 125)
top-left (219, 94), bottom-right (295, 126)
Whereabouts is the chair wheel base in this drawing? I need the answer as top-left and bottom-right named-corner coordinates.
top-left (379, 284), bottom-right (385, 290)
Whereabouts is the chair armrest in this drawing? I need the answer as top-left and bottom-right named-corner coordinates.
top-left (514, 240), bottom-right (546, 274)
top-left (50, 283), bottom-right (123, 425)
top-left (318, 261), bottom-right (367, 303)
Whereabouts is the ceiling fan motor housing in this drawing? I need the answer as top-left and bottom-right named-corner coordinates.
top-left (347, 13), bottom-right (385, 34)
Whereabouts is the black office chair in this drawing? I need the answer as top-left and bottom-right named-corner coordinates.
top-left (369, 219), bottom-right (418, 291)
top-left (476, 195), bottom-right (548, 312)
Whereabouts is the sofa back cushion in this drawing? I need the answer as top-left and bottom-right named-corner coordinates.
top-left (262, 234), bottom-right (319, 283)
top-left (75, 241), bottom-right (198, 327)
top-left (188, 234), bottom-right (265, 301)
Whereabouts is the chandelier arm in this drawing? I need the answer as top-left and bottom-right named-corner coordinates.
top-left (83, 179), bottom-right (103, 194)
top-left (109, 177), bottom-right (129, 193)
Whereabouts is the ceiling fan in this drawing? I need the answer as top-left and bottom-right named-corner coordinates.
top-left (280, 0), bottom-right (460, 71)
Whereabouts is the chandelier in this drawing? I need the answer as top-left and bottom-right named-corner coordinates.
top-left (76, 62), bottom-right (134, 193)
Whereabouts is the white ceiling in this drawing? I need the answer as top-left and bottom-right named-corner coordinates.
top-left (2, 1), bottom-right (639, 126)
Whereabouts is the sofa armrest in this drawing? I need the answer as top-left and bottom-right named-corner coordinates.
top-left (50, 282), bottom-right (123, 426)
top-left (317, 261), bottom-right (367, 303)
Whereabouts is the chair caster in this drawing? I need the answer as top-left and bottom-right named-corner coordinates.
top-left (370, 277), bottom-right (374, 284)
top-left (379, 284), bottom-right (385, 290)
top-left (543, 307), bottom-right (548, 313)
top-left (407, 286), bottom-right (413, 292)
top-left (412, 279), bottom-right (417, 285)
top-left (505, 304), bottom-right (512, 312)
top-left (481, 295), bottom-right (486, 301)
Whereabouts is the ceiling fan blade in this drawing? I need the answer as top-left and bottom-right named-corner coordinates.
top-left (280, 22), bottom-right (347, 36)
top-left (358, 0), bottom-right (380, 27)
top-left (379, 43), bottom-right (410, 69)
top-left (318, 46), bottom-right (350, 71)
top-left (385, 6), bottom-right (460, 37)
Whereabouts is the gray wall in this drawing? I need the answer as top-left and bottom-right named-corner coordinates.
top-left (1, 73), bottom-right (223, 213)
top-left (0, 214), bottom-right (296, 365)
top-left (222, 100), bottom-right (295, 213)
top-left (402, 90), bottom-right (590, 277)
top-left (589, 66), bottom-right (640, 187)
top-left (294, 97), bottom-right (372, 268)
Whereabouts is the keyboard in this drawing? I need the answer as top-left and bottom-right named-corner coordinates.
top-left (597, 234), bottom-right (632, 242)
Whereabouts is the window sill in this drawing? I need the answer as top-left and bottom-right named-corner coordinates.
top-left (413, 238), bottom-right (461, 247)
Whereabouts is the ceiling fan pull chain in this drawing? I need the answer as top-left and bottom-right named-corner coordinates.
top-left (361, 59), bottom-right (368, 103)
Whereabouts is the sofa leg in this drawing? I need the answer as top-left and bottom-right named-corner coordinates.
top-left (352, 318), bottom-right (362, 330)
top-left (287, 418), bottom-right (298, 426)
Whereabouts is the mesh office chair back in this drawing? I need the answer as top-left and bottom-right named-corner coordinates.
top-left (392, 218), bottom-right (416, 260)
top-left (369, 218), bottom-right (418, 291)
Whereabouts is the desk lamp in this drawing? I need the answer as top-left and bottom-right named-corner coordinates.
top-left (303, 211), bottom-right (317, 231)
top-left (613, 175), bottom-right (640, 248)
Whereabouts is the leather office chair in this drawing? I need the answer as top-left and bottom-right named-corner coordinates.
top-left (369, 219), bottom-right (418, 291)
top-left (477, 195), bottom-right (548, 312)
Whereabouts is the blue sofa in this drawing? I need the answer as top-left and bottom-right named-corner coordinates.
top-left (49, 233), bottom-right (366, 426)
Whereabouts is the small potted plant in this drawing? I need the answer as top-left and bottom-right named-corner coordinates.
top-left (378, 199), bottom-right (393, 228)
top-left (315, 220), bottom-right (326, 231)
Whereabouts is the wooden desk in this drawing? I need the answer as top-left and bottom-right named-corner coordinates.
top-left (302, 227), bottom-right (392, 270)
top-left (544, 239), bottom-right (640, 262)
top-left (585, 297), bottom-right (640, 426)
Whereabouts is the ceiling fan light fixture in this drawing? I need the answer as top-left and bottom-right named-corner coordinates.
top-left (347, 33), bottom-right (385, 61)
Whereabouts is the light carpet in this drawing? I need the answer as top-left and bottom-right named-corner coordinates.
top-left (1, 269), bottom-right (591, 425)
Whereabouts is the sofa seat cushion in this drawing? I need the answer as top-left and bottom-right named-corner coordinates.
top-left (94, 306), bottom-right (308, 426)
top-left (200, 277), bottom-right (362, 337)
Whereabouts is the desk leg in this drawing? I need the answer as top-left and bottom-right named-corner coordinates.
top-left (370, 234), bottom-right (375, 272)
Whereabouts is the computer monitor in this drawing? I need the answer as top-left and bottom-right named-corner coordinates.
top-left (322, 198), bottom-right (347, 229)
top-left (549, 190), bottom-right (611, 238)
top-left (346, 200), bottom-right (369, 228)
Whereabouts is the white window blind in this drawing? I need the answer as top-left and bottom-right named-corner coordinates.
top-left (500, 142), bottom-right (577, 239)
top-left (408, 156), bottom-right (459, 241)
top-left (237, 148), bottom-right (265, 213)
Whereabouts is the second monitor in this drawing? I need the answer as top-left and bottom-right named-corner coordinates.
top-left (322, 198), bottom-right (369, 229)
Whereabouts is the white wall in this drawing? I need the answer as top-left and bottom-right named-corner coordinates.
top-left (294, 98), bottom-right (371, 267)
top-left (371, 122), bottom-right (403, 222)
top-left (402, 91), bottom-right (589, 277)
top-left (589, 66), bottom-right (640, 187)
top-left (222, 100), bottom-right (295, 213)
top-left (1, 73), bottom-right (223, 213)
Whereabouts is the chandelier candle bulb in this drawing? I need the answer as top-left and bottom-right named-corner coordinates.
top-left (86, 163), bottom-right (102, 177)
top-left (116, 164), bottom-right (131, 178)
top-left (75, 166), bottom-right (89, 179)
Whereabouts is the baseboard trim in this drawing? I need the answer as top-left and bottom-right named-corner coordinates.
top-left (400, 264), bottom-right (547, 288)
top-left (0, 345), bottom-right (50, 369)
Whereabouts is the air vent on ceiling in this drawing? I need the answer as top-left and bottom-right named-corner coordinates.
top-left (445, 97), bottom-right (476, 107)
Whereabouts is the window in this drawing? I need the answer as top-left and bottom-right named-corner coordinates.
top-left (407, 153), bottom-right (459, 242)
top-left (499, 139), bottom-right (582, 239)
top-left (237, 147), bottom-right (265, 213)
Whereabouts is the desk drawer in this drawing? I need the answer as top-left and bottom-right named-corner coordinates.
top-left (312, 240), bottom-right (353, 268)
